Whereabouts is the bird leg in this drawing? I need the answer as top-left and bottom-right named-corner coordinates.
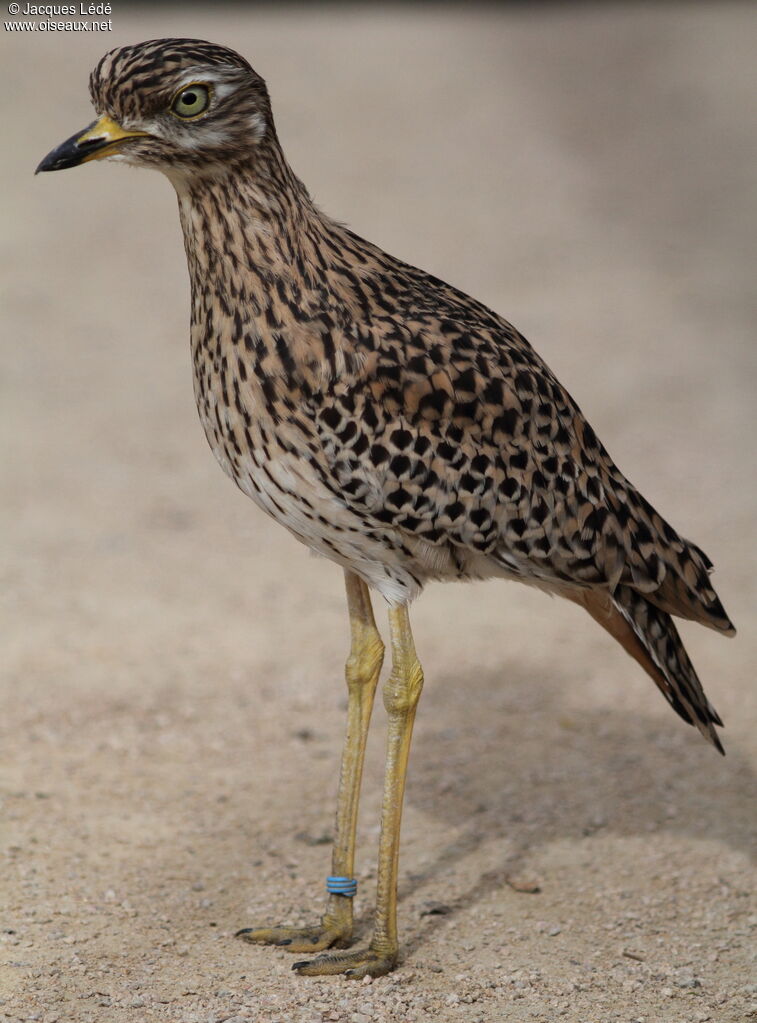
top-left (293, 602), bottom-right (424, 978)
top-left (237, 571), bottom-right (384, 954)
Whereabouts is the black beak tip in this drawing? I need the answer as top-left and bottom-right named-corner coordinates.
top-left (35, 143), bottom-right (81, 175)
top-left (35, 122), bottom-right (100, 176)
top-left (35, 155), bottom-right (54, 174)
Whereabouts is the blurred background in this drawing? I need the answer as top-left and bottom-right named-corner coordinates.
top-left (2, 4), bottom-right (756, 1021)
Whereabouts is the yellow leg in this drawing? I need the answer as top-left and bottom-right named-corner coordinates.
top-left (294, 602), bottom-right (424, 978)
top-left (237, 571), bottom-right (383, 954)
top-left (322, 572), bottom-right (385, 938)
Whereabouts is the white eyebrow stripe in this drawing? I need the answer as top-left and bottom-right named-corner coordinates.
top-left (211, 81), bottom-right (237, 101)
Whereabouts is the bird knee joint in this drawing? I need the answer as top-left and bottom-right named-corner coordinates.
top-left (345, 634), bottom-right (384, 690)
top-left (383, 661), bottom-right (424, 716)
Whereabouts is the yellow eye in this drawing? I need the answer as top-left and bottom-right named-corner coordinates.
top-left (171, 84), bottom-right (210, 119)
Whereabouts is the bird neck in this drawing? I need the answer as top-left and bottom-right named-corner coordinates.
top-left (172, 142), bottom-right (337, 301)
top-left (171, 141), bottom-right (379, 404)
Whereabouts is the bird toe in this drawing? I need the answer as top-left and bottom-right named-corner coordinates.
top-left (236, 923), bottom-right (350, 954)
top-left (292, 946), bottom-right (397, 978)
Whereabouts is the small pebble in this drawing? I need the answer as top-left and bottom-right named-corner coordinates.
top-left (674, 975), bottom-right (701, 989)
top-left (505, 875), bottom-right (542, 894)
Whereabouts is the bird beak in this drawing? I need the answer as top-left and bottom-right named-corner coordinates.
top-left (36, 114), bottom-right (148, 173)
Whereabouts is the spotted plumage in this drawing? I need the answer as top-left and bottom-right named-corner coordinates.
top-left (38, 38), bottom-right (735, 978)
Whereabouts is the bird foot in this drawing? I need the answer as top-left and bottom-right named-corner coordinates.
top-left (235, 922), bottom-right (351, 954)
top-left (292, 945), bottom-right (397, 979)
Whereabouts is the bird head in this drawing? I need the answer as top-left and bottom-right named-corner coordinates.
top-left (36, 38), bottom-right (274, 179)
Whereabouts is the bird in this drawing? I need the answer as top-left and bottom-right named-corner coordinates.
top-left (37, 38), bottom-right (735, 979)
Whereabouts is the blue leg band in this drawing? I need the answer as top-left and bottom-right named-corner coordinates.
top-left (326, 875), bottom-right (357, 897)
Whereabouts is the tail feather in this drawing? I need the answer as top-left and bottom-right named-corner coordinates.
top-left (568, 585), bottom-right (725, 753)
top-left (613, 484), bottom-right (736, 630)
top-left (603, 485), bottom-right (735, 636)
top-left (649, 539), bottom-right (735, 637)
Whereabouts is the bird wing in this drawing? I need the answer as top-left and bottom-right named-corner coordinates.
top-left (303, 253), bottom-right (733, 635)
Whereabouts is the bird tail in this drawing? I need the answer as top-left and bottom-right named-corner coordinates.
top-left (568, 585), bottom-right (724, 754)
top-left (602, 484), bottom-right (735, 637)
top-left (645, 534), bottom-right (736, 636)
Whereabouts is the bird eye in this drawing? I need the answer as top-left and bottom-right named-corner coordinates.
top-left (171, 83), bottom-right (210, 119)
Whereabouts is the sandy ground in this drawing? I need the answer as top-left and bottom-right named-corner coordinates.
top-left (2, 4), bottom-right (756, 1022)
